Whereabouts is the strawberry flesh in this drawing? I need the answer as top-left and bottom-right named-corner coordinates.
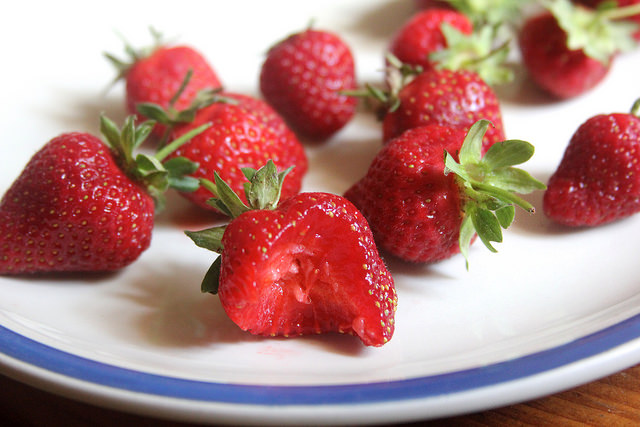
top-left (217, 193), bottom-right (397, 346)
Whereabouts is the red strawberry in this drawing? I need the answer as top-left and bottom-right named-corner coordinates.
top-left (345, 121), bottom-right (545, 265)
top-left (259, 28), bottom-right (358, 141)
top-left (380, 64), bottom-right (505, 152)
top-left (518, 0), bottom-right (638, 99)
top-left (165, 101), bottom-right (307, 213)
top-left (186, 162), bottom-right (397, 347)
top-left (573, 0), bottom-right (640, 40)
top-left (106, 30), bottom-right (221, 138)
top-left (0, 116), bottom-right (204, 274)
top-left (544, 100), bottom-right (640, 226)
top-left (389, 8), bottom-right (473, 72)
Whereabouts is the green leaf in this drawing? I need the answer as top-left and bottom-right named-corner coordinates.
top-left (169, 175), bottom-right (200, 193)
top-left (201, 256), bottom-right (222, 294)
top-left (547, 0), bottom-right (638, 64)
top-left (482, 139), bottom-right (535, 170)
top-left (99, 115), bottom-right (122, 151)
top-left (458, 215), bottom-right (475, 270)
top-left (137, 103), bottom-right (171, 124)
top-left (471, 208), bottom-right (502, 252)
top-left (241, 167), bottom-right (257, 181)
top-left (444, 151), bottom-right (470, 181)
top-left (164, 156), bottom-right (200, 193)
top-left (484, 167), bottom-right (547, 194)
top-left (430, 23), bottom-right (514, 86)
top-left (214, 172), bottom-right (250, 218)
top-left (246, 161), bottom-right (278, 209)
top-left (135, 153), bottom-right (165, 175)
top-left (163, 156), bottom-right (199, 176)
top-left (133, 120), bottom-right (155, 149)
top-left (495, 205), bottom-right (516, 228)
top-left (185, 226), bottom-right (226, 253)
top-left (459, 119), bottom-right (490, 165)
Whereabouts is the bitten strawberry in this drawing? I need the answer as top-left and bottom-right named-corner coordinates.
top-left (0, 116), bottom-right (206, 274)
top-left (186, 161), bottom-right (397, 347)
top-left (164, 101), bottom-right (307, 213)
top-left (105, 30), bottom-right (221, 138)
top-left (374, 56), bottom-right (505, 151)
top-left (345, 121), bottom-right (545, 265)
top-left (544, 100), bottom-right (640, 226)
top-left (259, 28), bottom-right (358, 141)
top-left (519, 0), bottom-right (638, 99)
top-left (389, 8), bottom-right (473, 71)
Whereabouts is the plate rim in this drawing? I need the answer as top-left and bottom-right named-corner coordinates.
top-left (2, 310), bottom-right (640, 424)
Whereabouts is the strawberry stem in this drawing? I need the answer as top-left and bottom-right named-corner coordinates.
top-left (155, 122), bottom-right (211, 161)
top-left (600, 3), bottom-right (640, 20)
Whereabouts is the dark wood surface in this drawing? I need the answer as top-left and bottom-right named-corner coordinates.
top-left (3, 364), bottom-right (640, 426)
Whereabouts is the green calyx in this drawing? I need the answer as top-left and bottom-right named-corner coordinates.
top-left (429, 23), bottom-right (514, 86)
top-left (443, 120), bottom-right (546, 268)
top-left (631, 98), bottom-right (640, 117)
top-left (184, 160), bottom-right (293, 294)
top-left (341, 53), bottom-right (422, 116)
top-left (99, 114), bottom-right (209, 210)
top-left (104, 27), bottom-right (165, 83)
top-left (446, 0), bottom-right (533, 27)
top-left (136, 70), bottom-right (235, 146)
top-left (545, 0), bottom-right (639, 64)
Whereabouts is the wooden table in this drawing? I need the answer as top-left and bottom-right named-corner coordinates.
top-left (3, 364), bottom-right (640, 426)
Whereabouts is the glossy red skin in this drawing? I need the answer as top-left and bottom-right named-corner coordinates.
top-left (382, 69), bottom-right (504, 152)
top-left (260, 29), bottom-right (358, 141)
top-left (126, 45), bottom-right (222, 137)
top-left (345, 125), bottom-right (466, 263)
top-left (218, 192), bottom-right (397, 347)
top-left (573, 0), bottom-right (640, 40)
top-left (168, 103), bottom-right (306, 212)
top-left (221, 92), bottom-right (308, 193)
top-left (390, 9), bottom-right (473, 71)
top-left (544, 112), bottom-right (640, 226)
top-left (0, 133), bottom-right (154, 274)
top-left (518, 13), bottom-right (611, 99)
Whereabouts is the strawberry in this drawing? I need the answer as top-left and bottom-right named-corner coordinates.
top-left (163, 100), bottom-right (307, 213)
top-left (544, 100), bottom-right (640, 226)
top-left (105, 30), bottom-right (222, 139)
top-left (0, 116), bottom-right (206, 274)
top-left (376, 57), bottom-right (506, 151)
top-left (185, 161), bottom-right (397, 347)
top-left (518, 0), bottom-right (638, 99)
top-left (259, 28), bottom-right (358, 141)
top-left (573, 0), bottom-right (640, 40)
top-left (344, 121), bottom-right (545, 265)
top-left (389, 8), bottom-right (474, 72)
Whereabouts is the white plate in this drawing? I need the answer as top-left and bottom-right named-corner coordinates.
top-left (2, 1), bottom-right (640, 425)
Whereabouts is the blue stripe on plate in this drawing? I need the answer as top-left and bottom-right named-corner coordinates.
top-left (1, 312), bottom-right (640, 405)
